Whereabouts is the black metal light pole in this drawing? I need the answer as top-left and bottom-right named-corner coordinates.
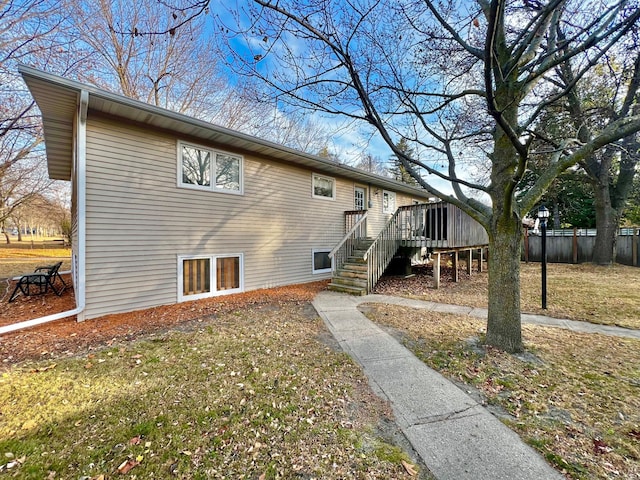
top-left (538, 206), bottom-right (550, 309)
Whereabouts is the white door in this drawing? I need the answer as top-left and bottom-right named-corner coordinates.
top-left (354, 187), bottom-right (365, 210)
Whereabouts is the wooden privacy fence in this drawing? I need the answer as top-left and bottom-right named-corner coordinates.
top-left (523, 227), bottom-right (640, 266)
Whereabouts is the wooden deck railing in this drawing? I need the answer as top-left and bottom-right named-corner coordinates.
top-left (362, 209), bottom-right (403, 292)
top-left (396, 202), bottom-right (448, 245)
top-left (329, 211), bottom-right (369, 273)
top-left (332, 202), bottom-right (488, 293)
top-left (344, 210), bottom-right (367, 232)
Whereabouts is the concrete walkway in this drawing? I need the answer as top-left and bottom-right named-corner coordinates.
top-left (365, 293), bottom-right (640, 340)
top-left (312, 291), bottom-right (637, 480)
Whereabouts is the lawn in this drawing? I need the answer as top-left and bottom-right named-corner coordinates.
top-left (0, 303), bottom-right (426, 479)
top-left (0, 241), bottom-right (72, 298)
top-left (362, 304), bottom-right (640, 480)
top-left (375, 261), bottom-right (640, 329)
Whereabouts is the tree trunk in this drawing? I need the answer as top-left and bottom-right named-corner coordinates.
top-left (485, 213), bottom-right (524, 353)
top-left (592, 179), bottom-right (617, 265)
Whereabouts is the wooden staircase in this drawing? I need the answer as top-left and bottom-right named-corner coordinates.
top-left (328, 238), bottom-right (374, 295)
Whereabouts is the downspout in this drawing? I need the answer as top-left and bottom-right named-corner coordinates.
top-left (0, 90), bottom-right (88, 335)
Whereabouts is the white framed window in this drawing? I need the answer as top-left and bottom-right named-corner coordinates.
top-left (178, 141), bottom-right (243, 194)
top-left (178, 253), bottom-right (244, 301)
top-left (312, 249), bottom-right (333, 274)
top-left (312, 173), bottom-right (336, 200)
top-left (382, 190), bottom-right (396, 214)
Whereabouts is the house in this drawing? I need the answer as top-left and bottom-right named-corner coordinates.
top-left (19, 66), bottom-right (444, 321)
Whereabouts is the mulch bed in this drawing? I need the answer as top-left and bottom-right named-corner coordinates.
top-left (1, 261), bottom-right (467, 368)
top-left (1, 280), bottom-right (329, 367)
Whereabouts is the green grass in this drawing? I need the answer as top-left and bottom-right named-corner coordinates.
top-left (0, 304), bottom-right (424, 479)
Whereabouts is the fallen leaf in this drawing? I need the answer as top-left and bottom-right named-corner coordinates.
top-left (129, 436), bottom-right (141, 445)
top-left (29, 364), bottom-right (57, 373)
top-left (593, 438), bottom-right (612, 455)
top-left (117, 459), bottom-right (139, 474)
top-left (402, 460), bottom-right (418, 476)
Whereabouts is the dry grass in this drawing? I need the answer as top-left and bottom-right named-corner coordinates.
top-left (377, 261), bottom-right (640, 329)
top-left (0, 303), bottom-right (426, 479)
top-left (0, 248), bottom-right (71, 259)
top-left (363, 304), bottom-right (640, 480)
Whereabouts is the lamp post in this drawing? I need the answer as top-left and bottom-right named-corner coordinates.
top-left (538, 206), bottom-right (550, 309)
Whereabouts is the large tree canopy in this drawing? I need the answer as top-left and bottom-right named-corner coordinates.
top-left (203, 0), bottom-right (640, 351)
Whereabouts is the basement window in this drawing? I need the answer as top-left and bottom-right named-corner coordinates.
top-left (179, 254), bottom-right (243, 301)
top-left (312, 249), bottom-right (333, 274)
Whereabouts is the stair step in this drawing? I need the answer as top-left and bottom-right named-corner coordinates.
top-left (331, 276), bottom-right (368, 288)
top-left (336, 268), bottom-right (368, 279)
top-left (327, 283), bottom-right (367, 295)
top-left (342, 263), bottom-right (368, 272)
top-left (347, 256), bottom-right (367, 264)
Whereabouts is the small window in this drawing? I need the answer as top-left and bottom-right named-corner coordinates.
top-left (312, 173), bottom-right (335, 200)
top-left (182, 258), bottom-right (211, 296)
top-left (179, 254), bottom-right (243, 300)
top-left (312, 249), bottom-right (333, 274)
top-left (179, 142), bottom-right (242, 194)
top-left (216, 256), bottom-right (240, 290)
top-left (382, 190), bottom-right (396, 214)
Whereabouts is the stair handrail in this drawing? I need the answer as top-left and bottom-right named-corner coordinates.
top-left (362, 208), bottom-right (404, 292)
top-left (329, 211), bottom-right (369, 272)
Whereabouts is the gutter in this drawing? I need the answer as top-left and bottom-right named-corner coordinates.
top-left (0, 90), bottom-right (88, 336)
top-left (18, 65), bottom-right (428, 198)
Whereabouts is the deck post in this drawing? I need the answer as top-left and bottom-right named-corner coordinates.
top-left (453, 251), bottom-right (459, 282)
top-left (433, 252), bottom-right (441, 289)
top-left (467, 249), bottom-right (473, 275)
top-left (477, 248), bottom-right (483, 272)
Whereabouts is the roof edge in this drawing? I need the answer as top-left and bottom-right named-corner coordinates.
top-left (19, 65), bottom-right (431, 196)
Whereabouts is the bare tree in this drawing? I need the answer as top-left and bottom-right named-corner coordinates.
top-left (63, 0), bottom-right (334, 152)
top-left (353, 152), bottom-right (390, 177)
top-left (201, 0), bottom-right (640, 352)
top-left (0, 0), bottom-right (70, 242)
top-left (554, 46), bottom-right (640, 264)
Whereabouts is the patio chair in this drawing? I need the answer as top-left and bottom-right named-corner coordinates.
top-left (8, 261), bottom-right (67, 303)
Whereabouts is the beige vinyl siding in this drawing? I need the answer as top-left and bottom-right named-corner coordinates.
top-left (365, 189), bottom-right (420, 236)
top-left (83, 116), bottom-right (356, 319)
